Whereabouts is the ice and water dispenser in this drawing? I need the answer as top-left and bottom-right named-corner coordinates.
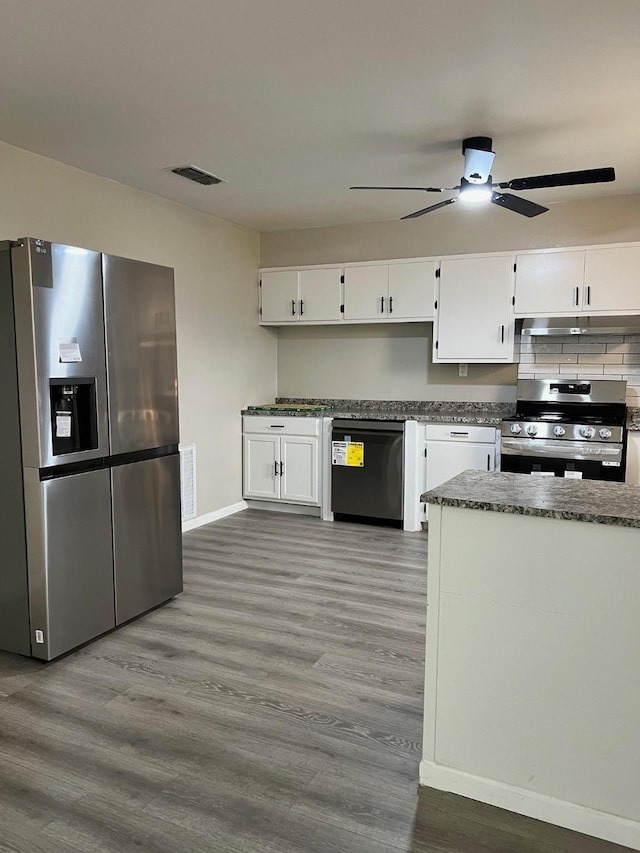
top-left (49, 378), bottom-right (99, 456)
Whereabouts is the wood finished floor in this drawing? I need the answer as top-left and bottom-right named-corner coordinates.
top-left (0, 509), bottom-right (630, 853)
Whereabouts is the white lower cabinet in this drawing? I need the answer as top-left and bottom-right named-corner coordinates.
top-left (424, 425), bottom-right (498, 517)
top-left (280, 435), bottom-right (319, 503)
top-left (242, 416), bottom-right (320, 506)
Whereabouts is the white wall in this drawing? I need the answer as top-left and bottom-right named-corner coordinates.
top-left (278, 323), bottom-right (517, 402)
top-left (0, 140), bottom-right (277, 518)
top-left (261, 194), bottom-right (640, 268)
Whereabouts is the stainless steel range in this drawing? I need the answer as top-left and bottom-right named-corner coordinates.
top-left (500, 379), bottom-right (627, 481)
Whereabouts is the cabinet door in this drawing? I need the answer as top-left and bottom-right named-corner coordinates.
top-left (388, 261), bottom-right (436, 319)
top-left (426, 441), bottom-right (494, 493)
top-left (435, 256), bottom-right (515, 362)
top-left (298, 268), bottom-right (343, 322)
top-left (514, 251), bottom-right (585, 315)
top-left (584, 247), bottom-right (640, 313)
top-left (243, 435), bottom-right (279, 499)
top-left (625, 433), bottom-right (640, 485)
top-left (260, 271), bottom-right (299, 323)
top-left (343, 265), bottom-right (389, 320)
top-left (280, 436), bottom-right (319, 504)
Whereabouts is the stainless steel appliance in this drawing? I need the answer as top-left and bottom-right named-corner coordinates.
top-left (0, 238), bottom-right (182, 660)
top-left (331, 419), bottom-right (404, 525)
top-left (500, 379), bottom-right (627, 481)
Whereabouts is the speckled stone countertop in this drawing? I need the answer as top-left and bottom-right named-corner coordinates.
top-left (628, 407), bottom-right (640, 431)
top-left (242, 398), bottom-right (514, 425)
top-left (422, 469), bottom-right (640, 528)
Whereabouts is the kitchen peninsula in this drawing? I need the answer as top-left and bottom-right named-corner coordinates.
top-left (420, 470), bottom-right (640, 850)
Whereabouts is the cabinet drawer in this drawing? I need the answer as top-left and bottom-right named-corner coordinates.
top-left (425, 424), bottom-right (497, 443)
top-left (243, 416), bottom-right (321, 436)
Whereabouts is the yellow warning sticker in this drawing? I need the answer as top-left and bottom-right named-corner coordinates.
top-left (346, 442), bottom-right (364, 467)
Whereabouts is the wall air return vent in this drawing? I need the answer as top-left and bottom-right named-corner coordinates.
top-left (169, 165), bottom-right (227, 186)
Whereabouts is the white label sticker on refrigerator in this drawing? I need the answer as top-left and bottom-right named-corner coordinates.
top-left (56, 413), bottom-right (72, 438)
top-left (564, 470), bottom-right (583, 479)
top-left (332, 441), bottom-right (348, 466)
top-left (58, 339), bottom-right (82, 363)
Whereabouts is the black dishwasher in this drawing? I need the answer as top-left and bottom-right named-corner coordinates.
top-left (331, 419), bottom-right (404, 526)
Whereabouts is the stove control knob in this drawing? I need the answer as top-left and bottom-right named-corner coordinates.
top-left (599, 428), bottom-right (612, 440)
top-left (510, 423), bottom-right (522, 435)
top-left (580, 426), bottom-right (596, 439)
top-left (526, 424), bottom-right (538, 436)
top-left (553, 425), bottom-right (566, 437)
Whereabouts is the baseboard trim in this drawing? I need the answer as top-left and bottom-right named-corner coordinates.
top-left (419, 760), bottom-right (640, 850)
top-left (182, 501), bottom-right (247, 532)
top-left (244, 500), bottom-right (321, 517)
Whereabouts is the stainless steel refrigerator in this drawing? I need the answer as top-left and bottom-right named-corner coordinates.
top-left (0, 238), bottom-right (183, 661)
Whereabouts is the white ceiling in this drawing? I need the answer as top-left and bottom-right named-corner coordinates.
top-left (0, 0), bottom-right (639, 231)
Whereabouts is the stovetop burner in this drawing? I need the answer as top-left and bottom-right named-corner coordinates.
top-left (502, 412), bottom-right (623, 427)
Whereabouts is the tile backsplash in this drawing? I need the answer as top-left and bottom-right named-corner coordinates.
top-left (516, 333), bottom-right (640, 405)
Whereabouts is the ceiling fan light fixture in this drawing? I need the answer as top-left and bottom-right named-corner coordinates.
top-left (458, 178), bottom-right (493, 204)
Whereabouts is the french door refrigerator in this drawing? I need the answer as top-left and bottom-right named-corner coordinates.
top-left (0, 238), bottom-right (182, 661)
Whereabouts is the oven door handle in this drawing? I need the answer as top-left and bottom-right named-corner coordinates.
top-left (501, 437), bottom-right (623, 463)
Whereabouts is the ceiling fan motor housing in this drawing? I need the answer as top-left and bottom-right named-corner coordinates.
top-left (462, 136), bottom-right (495, 184)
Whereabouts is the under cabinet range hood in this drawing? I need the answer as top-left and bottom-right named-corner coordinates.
top-left (522, 316), bottom-right (640, 336)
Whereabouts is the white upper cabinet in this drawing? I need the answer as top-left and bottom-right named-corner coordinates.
top-left (387, 261), bottom-right (437, 319)
top-left (434, 255), bottom-right (515, 362)
top-left (260, 270), bottom-right (300, 323)
top-left (514, 245), bottom-right (640, 317)
top-left (584, 246), bottom-right (640, 314)
top-left (260, 268), bottom-right (342, 323)
top-left (343, 260), bottom-right (435, 321)
top-left (514, 251), bottom-right (586, 316)
top-left (298, 268), bottom-right (343, 321)
top-left (343, 264), bottom-right (389, 320)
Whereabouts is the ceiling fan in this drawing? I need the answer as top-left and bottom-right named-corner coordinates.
top-left (350, 136), bottom-right (615, 220)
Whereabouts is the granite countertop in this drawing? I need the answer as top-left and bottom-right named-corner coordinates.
top-left (628, 407), bottom-right (640, 431)
top-left (422, 469), bottom-right (640, 528)
top-left (242, 398), bottom-right (514, 425)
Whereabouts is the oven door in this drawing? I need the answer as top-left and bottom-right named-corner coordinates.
top-left (500, 437), bottom-right (625, 482)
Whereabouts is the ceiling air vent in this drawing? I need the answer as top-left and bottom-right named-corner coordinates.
top-left (169, 165), bottom-right (226, 186)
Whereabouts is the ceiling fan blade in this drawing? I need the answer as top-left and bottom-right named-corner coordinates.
top-left (401, 197), bottom-right (459, 220)
top-left (350, 185), bottom-right (451, 192)
top-left (498, 167), bottom-right (615, 192)
top-left (491, 192), bottom-right (548, 218)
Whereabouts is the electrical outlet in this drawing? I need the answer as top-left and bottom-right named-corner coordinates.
top-left (459, 363), bottom-right (468, 377)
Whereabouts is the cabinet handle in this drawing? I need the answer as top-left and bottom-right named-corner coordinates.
top-left (450, 431), bottom-right (469, 437)
top-left (380, 295), bottom-right (385, 314)
top-left (586, 285), bottom-right (591, 306)
top-left (500, 324), bottom-right (505, 343)
top-left (269, 424), bottom-right (285, 428)
top-left (274, 460), bottom-right (279, 477)
top-left (300, 299), bottom-right (304, 316)
top-left (487, 453), bottom-right (491, 471)
top-left (279, 461), bottom-right (284, 477)
top-left (575, 286), bottom-right (580, 306)
top-left (389, 296), bottom-right (393, 314)
top-left (291, 299), bottom-right (296, 316)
